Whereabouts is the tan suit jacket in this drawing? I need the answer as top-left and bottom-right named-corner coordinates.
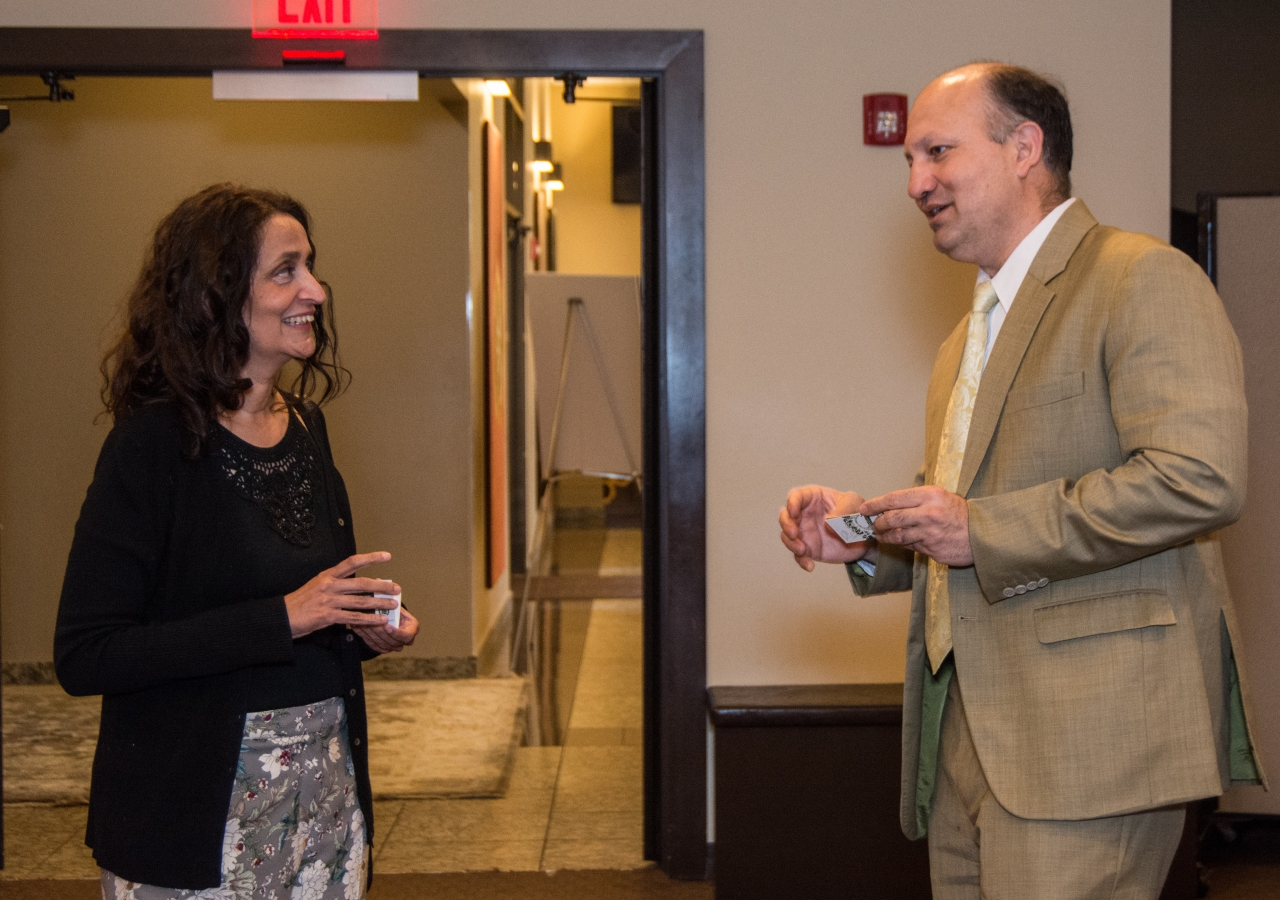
top-left (861, 200), bottom-right (1266, 837)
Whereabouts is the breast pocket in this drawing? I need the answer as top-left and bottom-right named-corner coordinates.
top-left (993, 370), bottom-right (1116, 488)
top-left (1033, 590), bottom-right (1175, 644)
top-left (1004, 370), bottom-right (1086, 413)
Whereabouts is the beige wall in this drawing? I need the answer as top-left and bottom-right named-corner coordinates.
top-left (0, 1), bottom-right (1172, 687)
top-left (548, 78), bottom-right (642, 276)
top-left (0, 75), bottom-right (472, 663)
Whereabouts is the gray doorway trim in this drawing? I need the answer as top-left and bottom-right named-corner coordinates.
top-left (0, 27), bottom-right (707, 879)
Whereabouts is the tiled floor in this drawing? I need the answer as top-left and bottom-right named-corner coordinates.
top-left (542, 599), bottom-right (644, 869)
top-left (1, 527), bottom-right (645, 879)
top-left (0, 804), bottom-right (96, 879)
top-left (375, 523), bottom-right (645, 873)
top-left (372, 593), bottom-right (644, 873)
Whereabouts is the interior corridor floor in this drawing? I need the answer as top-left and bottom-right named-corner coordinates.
top-left (372, 591), bottom-right (644, 873)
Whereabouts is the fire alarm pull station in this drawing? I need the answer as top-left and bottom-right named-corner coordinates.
top-left (863, 94), bottom-right (908, 146)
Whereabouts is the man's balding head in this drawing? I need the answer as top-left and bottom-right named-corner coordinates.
top-left (978, 64), bottom-right (1074, 203)
top-left (905, 63), bottom-right (1074, 272)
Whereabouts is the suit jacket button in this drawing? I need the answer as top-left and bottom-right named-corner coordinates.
top-left (1014, 584), bottom-right (1027, 594)
top-left (1003, 587), bottom-right (1016, 598)
top-left (1038, 577), bottom-right (1049, 587)
top-left (1026, 581), bottom-right (1038, 591)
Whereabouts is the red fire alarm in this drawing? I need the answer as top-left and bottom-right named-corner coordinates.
top-left (864, 94), bottom-right (908, 146)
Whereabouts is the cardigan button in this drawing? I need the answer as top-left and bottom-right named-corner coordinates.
top-left (349, 688), bottom-right (357, 697)
top-left (346, 634), bottom-right (355, 642)
top-left (338, 517), bottom-right (345, 526)
top-left (353, 737), bottom-right (361, 746)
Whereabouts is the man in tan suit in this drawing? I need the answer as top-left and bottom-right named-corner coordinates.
top-left (780, 63), bottom-right (1265, 898)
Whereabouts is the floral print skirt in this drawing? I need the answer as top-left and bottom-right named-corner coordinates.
top-left (101, 697), bottom-right (367, 900)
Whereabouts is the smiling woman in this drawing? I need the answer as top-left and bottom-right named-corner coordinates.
top-left (98, 184), bottom-right (349, 458)
top-left (54, 183), bottom-right (420, 898)
top-left (241, 213), bottom-right (328, 386)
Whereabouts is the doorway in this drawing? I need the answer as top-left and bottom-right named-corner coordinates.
top-left (0, 27), bottom-right (706, 879)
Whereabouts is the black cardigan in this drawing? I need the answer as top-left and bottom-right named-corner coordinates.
top-left (54, 399), bottom-right (376, 890)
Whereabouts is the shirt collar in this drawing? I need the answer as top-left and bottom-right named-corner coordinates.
top-left (977, 197), bottom-right (1077, 313)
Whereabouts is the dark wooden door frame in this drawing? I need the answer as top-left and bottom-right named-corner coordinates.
top-left (0, 28), bottom-right (707, 879)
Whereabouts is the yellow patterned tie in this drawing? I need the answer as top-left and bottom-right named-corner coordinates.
top-left (925, 281), bottom-right (1000, 673)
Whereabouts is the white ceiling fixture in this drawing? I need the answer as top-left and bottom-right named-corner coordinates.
top-left (212, 71), bottom-right (419, 101)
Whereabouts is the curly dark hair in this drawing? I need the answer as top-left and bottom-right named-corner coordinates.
top-left (101, 183), bottom-right (350, 457)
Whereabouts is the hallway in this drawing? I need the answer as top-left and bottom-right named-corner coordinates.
top-left (372, 593), bottom-right (644, 872)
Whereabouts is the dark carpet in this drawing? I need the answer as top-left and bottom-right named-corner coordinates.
top-left (367, 870), bottom-right (714, 899)
top-left (0, 869), bottom-right (714, 900)
top-left (4, 838), bottom-right (1279, 900)
top-left (1199, 816), bottom-right (1280, 899)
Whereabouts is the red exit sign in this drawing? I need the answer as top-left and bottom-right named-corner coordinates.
top-left (252, 0), bottom-right (378, 39)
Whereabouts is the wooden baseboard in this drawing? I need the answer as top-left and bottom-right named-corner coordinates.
top-left (3, 662), bottom-right (56, 685)
top-left (361, 655), bottom-right (477, 680)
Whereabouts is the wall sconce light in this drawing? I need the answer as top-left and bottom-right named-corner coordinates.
top-left (529, 140), bottom-right (554, 173)
top-left (485, 79), bottom-right (512, 97)
top-left (544, 162), bottom-right (565, 192)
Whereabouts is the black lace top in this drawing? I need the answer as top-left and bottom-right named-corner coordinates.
top-left (216, 408), bottom-right (345, 712)
top-left (217, 411), bottom-right (322, 547)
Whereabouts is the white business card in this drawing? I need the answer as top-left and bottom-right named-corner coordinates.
top-left (825, 513), bottom-right (879, 544)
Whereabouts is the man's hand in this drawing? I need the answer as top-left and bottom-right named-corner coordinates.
top-left (779, 485), bottom-right (871, 572)
top-left (861, 486), bottom-right (973, 566)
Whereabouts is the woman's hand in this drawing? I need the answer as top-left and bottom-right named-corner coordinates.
top-left (284, 551), bottom-right (402, 639)
top-left (354, 606), bottom-right (420, 654)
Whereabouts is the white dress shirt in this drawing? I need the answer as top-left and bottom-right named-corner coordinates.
top-left (979, 197), bottom-right (1077, 366)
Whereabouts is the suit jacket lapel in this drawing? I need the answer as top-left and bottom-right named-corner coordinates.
top-left (955, 201), bottom-right (1099, 497)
